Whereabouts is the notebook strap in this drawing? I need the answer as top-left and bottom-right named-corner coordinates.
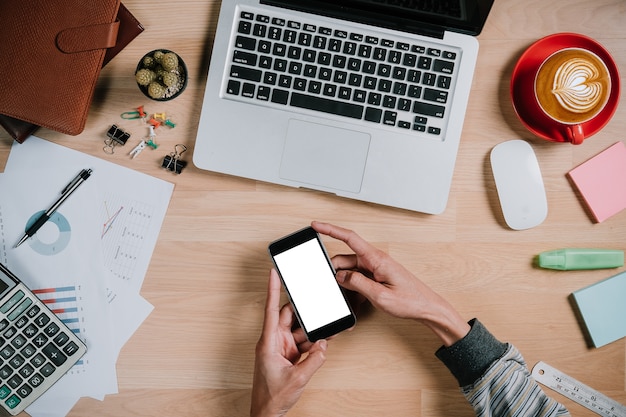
top-left (56, 21), bottom-right (121, 53)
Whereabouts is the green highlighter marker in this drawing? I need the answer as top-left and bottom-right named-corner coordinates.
top-left (538, 248), bottom-right (624, 270)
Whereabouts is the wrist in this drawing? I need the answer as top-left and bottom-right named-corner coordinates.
top-left (416, 299), bottom-right (471, 346)
top-left (250, 403), bottom-right (285, 417)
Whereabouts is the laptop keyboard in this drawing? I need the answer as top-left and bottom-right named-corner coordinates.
top-left (223, 6), bottom-right (461, 139)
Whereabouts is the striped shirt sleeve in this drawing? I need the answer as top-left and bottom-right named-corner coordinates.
top-left (436, 319), bottom-right (571, 417)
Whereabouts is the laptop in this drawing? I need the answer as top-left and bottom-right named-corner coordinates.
top-left (193, 0), bottom-right (494, 214)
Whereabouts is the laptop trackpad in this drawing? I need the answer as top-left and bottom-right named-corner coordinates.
top-left (279, 119), bottom-right (370, 193)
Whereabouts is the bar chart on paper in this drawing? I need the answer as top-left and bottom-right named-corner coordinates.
top-left (32, 285), bottom-right (86, 374)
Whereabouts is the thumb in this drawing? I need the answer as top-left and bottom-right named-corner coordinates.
top-left (336, 270), bottom-right (381, 301)
top-left (294, 339), bottom-right (327, 381)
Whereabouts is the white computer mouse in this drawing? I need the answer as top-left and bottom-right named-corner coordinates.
top-left (490, 140), bottom-right (548, 230)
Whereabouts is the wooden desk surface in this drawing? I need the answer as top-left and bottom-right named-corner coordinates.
top-left (1, 1), bottom-right (625, 416)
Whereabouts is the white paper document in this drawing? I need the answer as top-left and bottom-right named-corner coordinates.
top-left (0, 136), bottom-right (174, 416)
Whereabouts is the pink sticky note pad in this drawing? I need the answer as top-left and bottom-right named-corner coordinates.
top-left (567, 142), bottom-right (626, 223)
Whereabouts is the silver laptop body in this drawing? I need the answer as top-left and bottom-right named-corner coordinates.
top-left (193, 0), bottom-right (493, 214)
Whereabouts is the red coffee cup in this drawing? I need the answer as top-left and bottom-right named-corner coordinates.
top-left (511, 33), bottom-right (620, 144)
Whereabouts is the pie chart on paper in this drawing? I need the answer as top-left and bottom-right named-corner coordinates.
top-left (25, 210), bottom-right (72, 256)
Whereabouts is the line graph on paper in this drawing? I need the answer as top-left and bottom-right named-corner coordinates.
top-left (100, 195), bottom-right (154, 283)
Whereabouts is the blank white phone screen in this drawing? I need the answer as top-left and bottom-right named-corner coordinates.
top-left (273, 238), bottom-right (351, 332)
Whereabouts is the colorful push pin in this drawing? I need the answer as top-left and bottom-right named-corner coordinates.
top-left (153, 112), bottom-right (167, 121)
top-left (146, 138), bottom-right (159, 149)
top-left (147, 125), bottom-right (157, 139)
top-left (163, 119), bottom-right (176, 128)
top-left (104, 124), bottom-right (130, 154)
top-left (148, 117), bottom-right (161, 128)
top-left (145, 125), bottom-right (159, 149)
top-left (162, 144), bottom-right (188, 174)
top-left (120, 105), bottom-right (147, 120)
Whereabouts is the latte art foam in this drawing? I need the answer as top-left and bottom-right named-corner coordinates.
top-left (552, 58), bottom-right (604, 114)
top-left (535, 48), bottom-right (611, 124)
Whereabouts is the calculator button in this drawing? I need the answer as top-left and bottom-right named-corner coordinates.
top-left (0, 291), bottom-right (24, 314)
top-left (33, 334), bottom-right (47, 348)
top-left (0, 320), bottom-right (9, 332)
top-left (53, 332), bottom-right (69, 347)
top-left (23, 324), bottom-right (38, 338)
top-left (26, 305), bottom-right (40, 318)
top-left (8, 298), bottom-right (33, 321)
top-left (44, 323), bottom-right (60, 337)
top-left (1, 346), bottom-right (15, 360)
top-left (11, 335), bottom-right (27, 349)
top-left (0, 366), bottom-right (12, 379)
top-left (9, 355), bottom-right (25, 370)
top-left (18, 364), bottom-right (34, 379)
top-left (17, 384), bottom-right (32, 399)
top-left (7, 375), bottom-right (22, 389)
top-left (0, 385), bottom-right (9, 399)
top-left (20, 344), bottom-right (36, 359)
top-left (30, 354), bottom-right (45, 368)
top-left (3, 327), bottom-right (17, 339)
top-left (63, 341), bottom-right (80, 356)
top-left (40, 364), bottom-right (55, 378)
top-left (28, 374), bottom-right (44, 388)
top-left (34, 314), bottom-right (50, 328)
top-left (43, 343), bottom-right (66, 366)
top-left (15, 316), bottom-right (28, 329)
top-left (5, 394), bottom-right (20, 409)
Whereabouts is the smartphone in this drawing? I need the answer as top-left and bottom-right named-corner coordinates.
top-left (268, 226), bottom-right (356, 342)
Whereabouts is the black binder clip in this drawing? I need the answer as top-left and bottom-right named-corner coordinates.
top-left (104, 124), bottom-right (131, 154)
top-left (162, 144), bottom-right (187, 174)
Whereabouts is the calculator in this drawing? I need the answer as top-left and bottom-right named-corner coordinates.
top-left (0, 263), bottom-right (87, 416)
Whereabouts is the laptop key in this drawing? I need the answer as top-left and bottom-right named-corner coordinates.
top-left (271, 89), bottom-right (289, 104)
top-left (383, 111), bottom-right (397, 126)
top-left (235, 36), bottom-right (256, 51)
top-left (364, 107), bottom-right (382, 123)
top-left (257, 86), bottom-right (271, 101)
top-left (238, 21), bottom-right (252, 34)
top-left (226, 80), bottom-right (241, 96)
top-left (434, 59), bottom-right (455, 74)
top-left (291, 93), bottom-right (364, 119)
top-left (413, 101), bottom-right (445, 118)
top-left (233, 50), bottom-right (258, 66)
top-left (423, 88), bottom-right (448, 104)
top-left (242, 83), bottom-right (255, 98)
top-left (230, 65), bottom-right (262, 82)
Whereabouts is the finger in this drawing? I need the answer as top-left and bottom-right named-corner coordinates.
top-left (330, 254), bottom-right (358, 271)
top-left (312, 221), bottom-right (375, 259)
top-left (262, 269), bottom-right (282, 335)
top-left (336, 269), bottom-right (385, 305)
top-left (278, 302), bottom-right (296, 330)
top-left (294, 339), bottom-right (327, 381)
top-left (292, 326), bottom-right (308, 345)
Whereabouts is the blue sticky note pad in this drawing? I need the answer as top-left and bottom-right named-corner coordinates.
top-left (571, 271), bottom-right (626, 348)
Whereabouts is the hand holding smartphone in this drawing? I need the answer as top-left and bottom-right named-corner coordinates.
top-left (268, 226), bottom-right (356, 342)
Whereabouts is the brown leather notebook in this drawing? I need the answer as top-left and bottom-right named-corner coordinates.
top-left (0, 1), bottom-right (143, 141)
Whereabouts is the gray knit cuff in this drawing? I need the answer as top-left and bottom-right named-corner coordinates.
top-left (435, 319), bottom-right (508, 387)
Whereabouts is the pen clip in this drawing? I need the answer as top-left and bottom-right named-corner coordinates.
top-left (62, 169), bottom-right (92, 194)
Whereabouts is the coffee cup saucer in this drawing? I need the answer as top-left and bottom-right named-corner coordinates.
top-left (511, 33), bottom-right (620, 143)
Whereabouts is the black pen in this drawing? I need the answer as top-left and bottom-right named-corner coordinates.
top-left (14, 168), bottom-right (92, 248)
